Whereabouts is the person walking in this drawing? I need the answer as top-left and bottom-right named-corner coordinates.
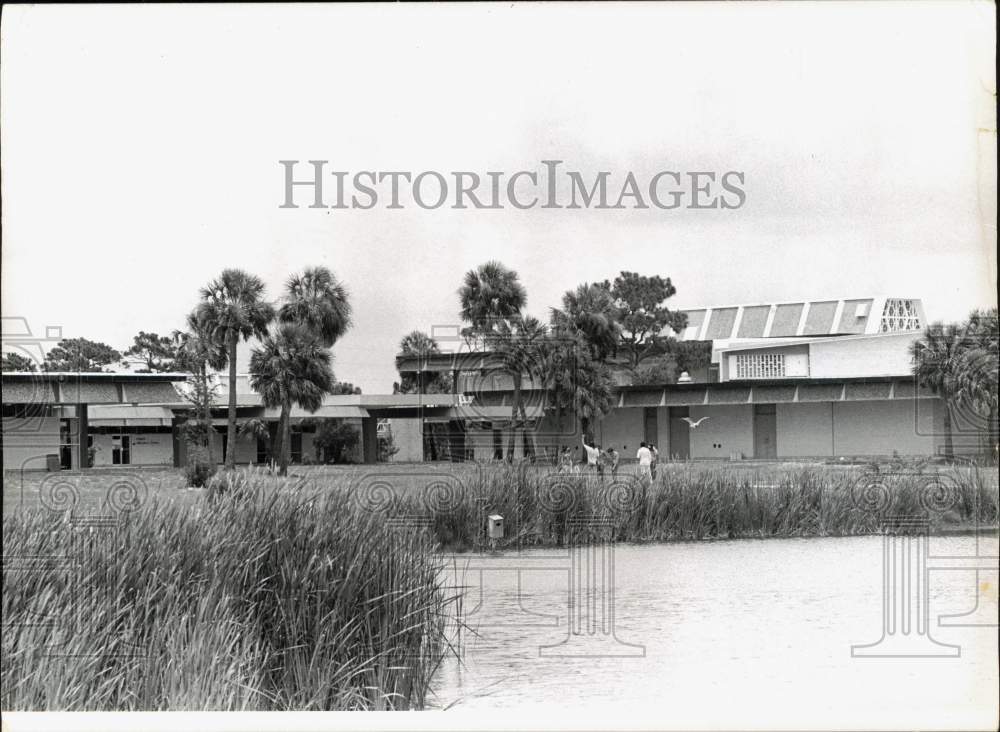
top-left (582, 436), bottom-right (600, 473)
top-left (558, 445), bottom-right (573, 473)
top-left (636, 441), bottom-right (652, 483)
top-left (605, 446), bottom-right (620, 478)
top-left (649, 443), bottom-right (660, 480)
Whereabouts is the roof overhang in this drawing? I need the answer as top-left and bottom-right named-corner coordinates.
top-left (2, 372), bottom-right (186, 405)
top-left (615, 376), bottom-right (934, 408)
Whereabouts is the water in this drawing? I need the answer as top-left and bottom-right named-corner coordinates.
top-left (430, 533), bottom-right (999, 729)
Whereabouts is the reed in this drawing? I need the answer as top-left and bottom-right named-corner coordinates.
top-left (1, 475), bottom-right (452, 710)
top-left (381, 462), bottom-right (999, 550)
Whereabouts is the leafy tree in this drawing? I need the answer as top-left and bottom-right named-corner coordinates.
top-left (911, 309), bottom-right (999, 460)
top-left (632, 358), bottom-right (678, 386)
top-left (174, 311), bottom-right (227, 471)
top-left (250, 323), bottom-right (335, 476)
top-left (123, 331), bottom-right (179, 372)
top-left (606, 271), bottom-right (689, 371)
top-left (43, 338), bottom-right (122, 372)
top-left (312, 420), bottom-right (360, 463)
top-left (331, 382), bottom-right (362, 395)
top-left (195, 269), bottom-right (275, 470)
top-left (1, 352), bottom-right (38, 372)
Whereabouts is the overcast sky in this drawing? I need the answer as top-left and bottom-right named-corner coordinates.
top-left (2, 3), bottom-right (996, 392)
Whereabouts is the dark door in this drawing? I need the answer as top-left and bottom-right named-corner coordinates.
top-left (754, 404), bottom-right (777, 459)
top-left (59, 419), bottom-right (73, 469)
top-left (111, 434), bottom-right (131, 465)
top-left (643, 407), bottom-right (659, 447)
top-left (668, 407), bottom-right (690, 460)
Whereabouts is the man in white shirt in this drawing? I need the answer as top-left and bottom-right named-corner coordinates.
top-left (636, 441), bottom-right (653, 482)
top-left (582, 436), bottom-right (600, 472)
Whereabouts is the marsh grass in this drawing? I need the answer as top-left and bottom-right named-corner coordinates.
top-left (408, 462), bottom-right (999, 549)
top-left (2, 477), bottom-right (453, 710)
top-left (3, 462), bottom-right (995, 710)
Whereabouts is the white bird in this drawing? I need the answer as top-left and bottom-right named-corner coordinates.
top-left (682, 416), bottom-right (711, 428)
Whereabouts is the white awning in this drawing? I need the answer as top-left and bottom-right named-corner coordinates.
top-left (87, 405), bottom-right (176, 427)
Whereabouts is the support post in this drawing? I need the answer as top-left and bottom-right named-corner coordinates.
top-left (362, 417), bottom-right (377, 464)
top-left (76, 403), bottom-right (89, 470)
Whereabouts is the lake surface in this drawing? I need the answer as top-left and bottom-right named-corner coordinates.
top-left (430, 533), bottom-right (999, 729)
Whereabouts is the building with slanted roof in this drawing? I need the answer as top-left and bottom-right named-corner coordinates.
top-left (394, 297), bottom-right (988, 461)
top-left (3, 297), bottom-right (989, 470)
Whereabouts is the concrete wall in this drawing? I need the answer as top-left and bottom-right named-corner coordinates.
top-left (809, 333), bottom-right (917, 378)
top-left (831, 399), bottom-right (940, 456)
top-left (687, 404), bottom-right (755, 459)
top-left (776, 402), bottom-right (834, 457)
top-left (1, 416), bottom-right (61, 471)
top-left (597, 407), bottom-right (643, 453)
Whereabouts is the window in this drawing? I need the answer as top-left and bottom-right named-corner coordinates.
top-left (735, 353), bottom-right (785, 379)
top-left (880, 299), bottom-right (921, 332)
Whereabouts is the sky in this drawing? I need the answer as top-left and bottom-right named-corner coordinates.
top-left (1, 2), bottom-right (996, 392)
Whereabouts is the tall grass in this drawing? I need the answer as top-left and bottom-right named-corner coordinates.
top-left (2, 476), bottom-right (452, 710)
top-left (4, 462), bottom-right (996, 709)
top-left (391, 462), bottom-right (999, 550)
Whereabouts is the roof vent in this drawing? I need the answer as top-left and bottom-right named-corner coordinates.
top-left (678, 371), bottom-right (692, 383)
top-left (854, 303), bottom-right (869, 318)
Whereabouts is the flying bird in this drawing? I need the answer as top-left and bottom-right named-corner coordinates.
top-left (682, 416), bottom-right (711, 429)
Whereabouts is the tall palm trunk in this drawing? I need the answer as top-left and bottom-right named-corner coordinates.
top-left (278, 398), bottom-right (291, 476)
top-left (226, 331), bottom-right (238, 469)
top-left (943, 400), bottom-right (954, 459)
top-left (201, 363), bottom-right (214, 465)
top-left (507, 371), bottom-right (522, 461)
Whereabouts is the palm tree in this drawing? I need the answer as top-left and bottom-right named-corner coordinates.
top-left (174, 311), bottom-right (228, 466)
top-left (458, 261), bottom-right (527, 340)
top-left (911, 312), bottom-right (999, 460)
top-left (249, 323), bottom-right (335, 476)
top-left (195, 270), bottom-right (275, 469)
top-left (277, 266), bottom-right (352, 461)
top-left (397, 330), bottom-right (447, 394)
top-left (458, 262), bottom-right (530, 460)
top-left (550, 282), bottom-right (621, 361)
top-left (545, 328), bottom-right (614, 446)
top-left (239, 417), bottom-right (272, 469)
top-left (279, 266), bottom-right (353, 347)
top-left (494, 315), bottom-right (549, 458)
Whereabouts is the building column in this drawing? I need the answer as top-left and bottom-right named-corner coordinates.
top-left (76, 403), bottom-right (89, 470)
top-left (362, 417), bottom-right (378, 464)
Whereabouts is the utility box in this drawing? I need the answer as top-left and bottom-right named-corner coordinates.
top-left (487, 514), bottom-right (504, 540)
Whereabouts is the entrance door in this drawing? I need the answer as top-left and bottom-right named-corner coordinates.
top-left (59, 419), bottom-right (73, 469)
top-left (643, 407), bottom-right (659, 447)
top-left (753, 404), bottom-right (777, 459)
top-left (111, 434), bottom-right (131, 465)
top-left (668, 407), bottom-right (690, 460)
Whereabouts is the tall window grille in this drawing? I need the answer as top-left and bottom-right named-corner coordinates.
top-left (735, 353), bottom-right (785, 379)
top-left (880, 299), bottom-right (921, 332)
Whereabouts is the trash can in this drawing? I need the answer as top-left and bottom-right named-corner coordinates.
top-left (46, 454), bottom-right (61, 472)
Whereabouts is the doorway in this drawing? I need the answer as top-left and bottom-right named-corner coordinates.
top-left (668, 407), bottom-right (690, 460)
top-left (111, 434), bottom-right (131, 465)
top-left (643, 407), bottom-right (659, 447)
top-left (753, 404), bottom-right (777, 459)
